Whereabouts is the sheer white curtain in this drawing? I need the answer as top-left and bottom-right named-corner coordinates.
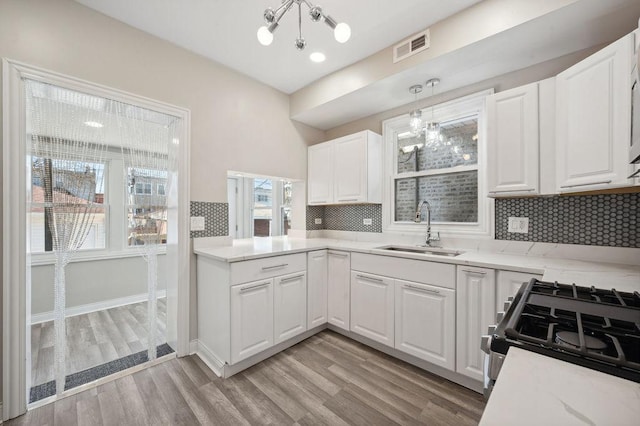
top-left (26, 79), bottom-right (180, 395)
top-left (26, 80), bottom-right (110, 395)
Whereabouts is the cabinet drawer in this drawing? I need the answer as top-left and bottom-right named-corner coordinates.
top-left (230, 253), bottom-right (306, 285)
top-left (351, 253), bottom-right (455, 290)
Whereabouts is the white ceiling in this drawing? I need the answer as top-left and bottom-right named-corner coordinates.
top-left (74, 0), bottom-right (483, 94)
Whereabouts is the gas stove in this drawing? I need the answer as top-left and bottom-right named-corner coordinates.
top-left (482, 279), bottom-right (640, 396)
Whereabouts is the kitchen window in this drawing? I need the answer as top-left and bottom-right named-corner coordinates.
top-left (382, 90), bottom-right (493, 236)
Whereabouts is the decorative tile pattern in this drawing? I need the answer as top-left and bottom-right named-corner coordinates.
top-left (324, 204), bottom-right (382, 233)
top-left (306, 205), bottom-right (326, 231)
top-left (495, 194), bottom-right (639, 248)
top-left (190, 201), bottom-right (228, 238)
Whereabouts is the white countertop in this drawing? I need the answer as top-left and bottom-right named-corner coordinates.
top-left (194, 237), bottom-right (640, 291)
top-left (479, 347), bottom-right (640, 426)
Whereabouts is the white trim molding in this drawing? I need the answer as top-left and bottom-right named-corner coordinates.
top-left (30, 291), bottom-right (168, 324)
top-left (2, 59), bottom-right (191, 420)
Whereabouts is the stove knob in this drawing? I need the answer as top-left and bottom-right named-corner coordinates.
top-left (496, 311), bottom-right (505, 323)
top-left (503, 300), bottom-right (512, 312)
top-left (507, 296), bottom-right (514, 302)
top-left (487, 325), bottom-right (496, 335)
top-left (481, 335), bottom-right (492, 354)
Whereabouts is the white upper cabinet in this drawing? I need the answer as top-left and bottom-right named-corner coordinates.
top-left (307, 130), bottom-right (382, 205)
top-left (556, 33), bottom-right (634, 192)
top-left (487, 78), bottom-right (556, 196)
top-left (307, 142), bottom-right (334, 205)
top-left (487, 82), bottom-right (540, 195)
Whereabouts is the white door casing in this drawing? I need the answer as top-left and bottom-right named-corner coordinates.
top-left (2, 59), bottom-right (191, 420)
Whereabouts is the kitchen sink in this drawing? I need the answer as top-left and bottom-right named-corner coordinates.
top-left (374, 245), bottom-right (463, 257)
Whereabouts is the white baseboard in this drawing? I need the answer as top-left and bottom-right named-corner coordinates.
top-left (30, 290), bottom-right (167, 324)
top-left (195, 340), bottom-right (224, 377)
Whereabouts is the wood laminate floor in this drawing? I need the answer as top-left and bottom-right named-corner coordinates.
top-left (31, 298), bottom-right (167, 387)
top-left (10, 330), bottom-right (486, 426)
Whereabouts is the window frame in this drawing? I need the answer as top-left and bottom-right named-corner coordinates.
top-left (381, 90), bottom-right (494, 237)
top-left (29, 150), bottom-right (168, 266)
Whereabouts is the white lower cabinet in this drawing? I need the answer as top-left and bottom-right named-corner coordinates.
top-left (274, 272), bottom-right (307, 344)
top-left (307, 250), bottom-right (328, 328)
top-left (456, 266), bottom-right (496, 381)
top-left (496, 270), bottom-right (542, 312)
top-left (350, 271), bottom-right (394, 346)
top-left (230, 279), bottom-right (274, 364)
top-left (394, 280), bottom-right (455, 370)
top-left (327, 251), bottom-right (351, 330)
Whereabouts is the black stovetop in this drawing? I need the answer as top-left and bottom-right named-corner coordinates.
top-left (491, 279), bottom-right (640, 382)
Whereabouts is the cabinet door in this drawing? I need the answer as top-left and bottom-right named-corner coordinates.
top-left (487, 82), bottom-right (539, 195)
top-left (334, 133), bottom-right (367, 203)
top-left (274, 272), bottom-right (307, 344)
top-left (307, 251), bottom-right (328, 329)
top-left (556, 33), bottom-right (633, 192)
top-left (230, 279), bottom-right (274, 364)
top-left (308, 142), bottom-right (333, 204)
top-left (327, 251), bottom-right (351, 330)
top-left (395, 280), bottom-right (455, 370)
top-left (350, 272), bottom-right (394, 346)
top-left (456, 267), bottom-right (496, 381)
top-left (496, 271), bottom-right (542, 312)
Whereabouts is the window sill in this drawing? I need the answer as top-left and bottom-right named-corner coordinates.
top-left (29, 247), bottom-right (167, 266)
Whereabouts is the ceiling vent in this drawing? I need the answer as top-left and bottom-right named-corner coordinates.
top-left (393, 29), bottom-right (430, 63)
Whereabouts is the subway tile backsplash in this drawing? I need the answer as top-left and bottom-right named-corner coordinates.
top-left (495, 193), bottom-right (639, 248)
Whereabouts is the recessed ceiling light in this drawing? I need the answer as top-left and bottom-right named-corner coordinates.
top-left (310, 52), bottom-right (326, 63)
top-left (84, 121), bottom-right (103, 128)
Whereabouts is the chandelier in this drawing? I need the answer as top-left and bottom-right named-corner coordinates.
top-left (257, 0), bottom-right (351, 50)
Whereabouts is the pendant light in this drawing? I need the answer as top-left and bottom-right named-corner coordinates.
top-left (257, 0), bottom-right (350, 50)
top-left (425, 78), bottom-right (441, 144)
top-left (408, 84), bottom-right (423, 136)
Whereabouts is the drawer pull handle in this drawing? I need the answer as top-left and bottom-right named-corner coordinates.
top-left (261, 263), bottom-right (288, 271)
top-left (461, 269), bottom-right (487, 275)
top-left (239, 282), bottom-right (270, 293)
top-left (356, 274), bottom-right (384, 283)
top-left (329, 252), bottom-right (349, 257)
top-left (312, 254), bottom-right (326, 259)
top-left (279, 274), bottom-right (305, 283)
top-left (405, 284), bottom-right (440, 294)
top-left (560, 180), bottom-right (611, 189)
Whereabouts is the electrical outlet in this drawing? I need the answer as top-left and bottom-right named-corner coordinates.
top-left (508, 217), bottom-right (529, 234)
top-left (314, 218), bottom-right (322, 225)
top-left (190, 216), bottom-right (205, 231)
top-left (363, 218), bottom-right (372, 225)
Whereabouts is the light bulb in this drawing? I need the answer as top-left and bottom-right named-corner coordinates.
top-left (257, 26), bottom-right (274, 46)
top-left (334, 22), bottom-right (351, 43)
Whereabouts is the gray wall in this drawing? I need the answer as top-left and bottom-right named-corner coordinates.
top-left (31, 256), bottom-right (167, 316)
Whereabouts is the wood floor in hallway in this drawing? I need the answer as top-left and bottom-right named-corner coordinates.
top-left (9, 330), bottom-right (486, 426)
top-left (30, 298), bottom-right (167, 388)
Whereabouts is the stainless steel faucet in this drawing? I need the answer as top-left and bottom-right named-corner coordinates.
top-left (414, 200), bottom-right (440, 246)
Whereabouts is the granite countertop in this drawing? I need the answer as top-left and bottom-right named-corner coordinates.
top-left (194, 237), bottom-right (640, 291)
top-left (479, 347), bottom-right (640, 426)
